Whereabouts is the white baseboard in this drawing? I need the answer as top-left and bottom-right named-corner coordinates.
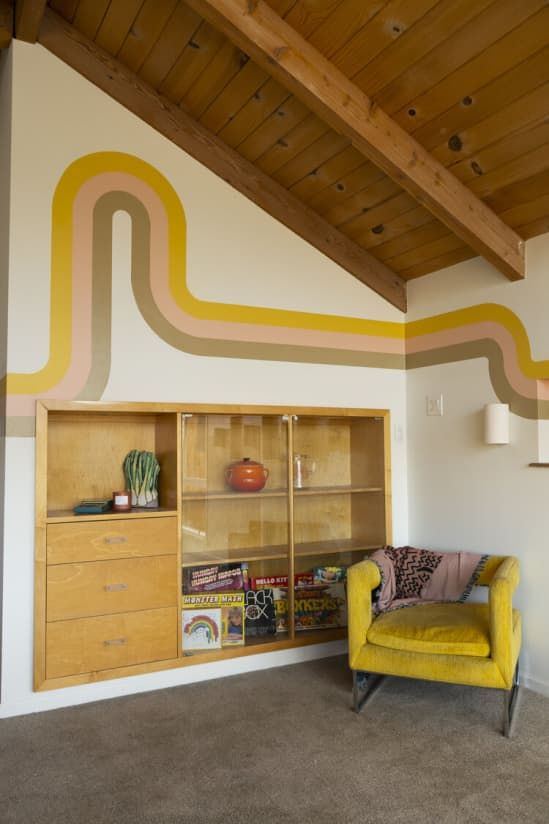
top-left (2, 645), bottom-right (546, 719)
top-left (0, 640), bottom-right (348, 719)
top-left (520, 674), bottom-right (549, 698)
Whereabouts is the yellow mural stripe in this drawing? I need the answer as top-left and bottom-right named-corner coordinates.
top-left (6, 151), bottom-right (549, 402)
top-left (123, 153), bottom-right (404, 338)
top-left (7, 163), bottom-right (75, 394)
top-left (7, 151), bottom-right (405, 397)
top-left (406, 304), bottom-right (549, 380)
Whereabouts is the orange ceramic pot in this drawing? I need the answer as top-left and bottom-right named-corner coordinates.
top-left (225, 458), bottom-right (269, 492)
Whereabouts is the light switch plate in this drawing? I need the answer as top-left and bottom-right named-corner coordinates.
top-left (426, 395), bottom-right (443, 416)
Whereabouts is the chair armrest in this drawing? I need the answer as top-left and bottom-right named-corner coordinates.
top-left (347, 559), bottom-right (381, 670)
top-left (489, 556), bottom-right (520, 686)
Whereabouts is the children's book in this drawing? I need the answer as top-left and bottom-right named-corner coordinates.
top-left (181, 608), bottom-right (222, 651)
top-left (182, 592), bottom-right (245, 648)
top-left (244, 588), bottom-right (276, 637)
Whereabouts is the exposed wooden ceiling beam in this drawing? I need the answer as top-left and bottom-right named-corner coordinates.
top-left (0, 0), bottom-right (13, 49)
top-left (15, 0), bottom-right (46, 43)
top-left (185, 0), bottom-right (526, 283)
top-left (38, 9), bottom-right (406, 311)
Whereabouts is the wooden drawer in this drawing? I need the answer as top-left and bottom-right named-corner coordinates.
top-left (47, 555), bottom-right (177, 621)
top-left (47, 517), bottom-right (177, 564)
top-left (46, 607), bottom-right (178, 679)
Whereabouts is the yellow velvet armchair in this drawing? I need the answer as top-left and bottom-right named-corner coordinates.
top-left (347, 554), bottom-right (521, 736)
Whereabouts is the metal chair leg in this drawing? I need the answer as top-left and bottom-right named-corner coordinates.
top-left (352, 670), bottom-right (385, 714)
top-left (502, 660), bottom-right (520, 738)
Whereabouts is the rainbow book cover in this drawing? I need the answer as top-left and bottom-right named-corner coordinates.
top-left (182, 593), bottom-right (245, 648)
top-left (181, 608), bottom-right (222, 651)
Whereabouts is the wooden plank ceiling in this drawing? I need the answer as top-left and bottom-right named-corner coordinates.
top-left (13, 1), bottom-right (549, 307)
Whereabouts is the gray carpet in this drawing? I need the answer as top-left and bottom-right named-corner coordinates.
top-left (1, 656), bottom-right (548, 824)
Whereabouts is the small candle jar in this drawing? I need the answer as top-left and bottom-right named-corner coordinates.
top-left (112, 490), bottom-right (131, 512)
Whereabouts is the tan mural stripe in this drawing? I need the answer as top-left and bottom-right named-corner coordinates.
top-left (407, 321), bottom-right (540, 401)
top-left (5, 416), bottom-right (35, 437)
top-left (407, 304), bottom-right (549, 381)
top-left (407, 340), bottom-right (549, 420)
top-left (76, 192), bottom-right (115, 401)
top-left (5, 151), bottom-right (549, 437)
top-left (105, 192), bottom-right (405, 369)
top-left (4, 154), bottom-right (405, 416)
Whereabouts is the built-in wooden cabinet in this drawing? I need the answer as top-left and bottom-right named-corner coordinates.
top-left (35, 402), bottom-right (391, 690)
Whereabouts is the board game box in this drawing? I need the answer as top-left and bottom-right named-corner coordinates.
top-left (184, 563), bottom-right (246, 594)
top-left (252, 577), bottom-right (346, 632)
top-left (250, 573), bottom-right (314, 589)
top-left (313, 565), bottom-right (347, 584)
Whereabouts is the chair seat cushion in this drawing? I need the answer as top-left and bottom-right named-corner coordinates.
top-left (367, 603), bottom-right (492, 657)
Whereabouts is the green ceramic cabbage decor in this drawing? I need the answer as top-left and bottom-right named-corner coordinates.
top-left (123, 450), bottom-right (160, 508)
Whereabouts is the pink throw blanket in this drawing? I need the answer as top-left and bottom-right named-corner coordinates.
top-left (370, 546), bottom-right (488, 614)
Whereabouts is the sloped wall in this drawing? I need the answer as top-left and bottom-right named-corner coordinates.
top-left (0, 42), bottom-right (408, 716)
top-left (6, 37), bottom-right (547, 716)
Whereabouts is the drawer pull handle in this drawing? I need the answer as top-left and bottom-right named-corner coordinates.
top-left (103, 536), bottom-right (128, 544)
top-left (104, 583), bottom-right (128, 592)
top-left (103, 637), bottom-right (127, 646)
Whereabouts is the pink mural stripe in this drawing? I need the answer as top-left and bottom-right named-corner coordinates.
top-left (7, 156), bottom-right (545, 424)
top-left (6, 167), bottom-right (405, 421)
top-left (38, 182), bottom-right (96, 398)
top-left (107, 172), bottom-right (405, 354)
top-left (6, 178), bottom-right (104, 417)
top-left (407, 321), bottom-right (539, 400)
top-left (538, 380), bottom-right (549, 401)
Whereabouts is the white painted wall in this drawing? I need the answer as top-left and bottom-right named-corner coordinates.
top-left (407, 234), bottom-right (549, 697)
top-left (7, 43), bottom-right (403, 376)
top-left (0, 44), bottom-right (408, 716)
top-left (8, 37), bottom-right (546, 717)
top-left (0, 48), bottom-right (13, 700)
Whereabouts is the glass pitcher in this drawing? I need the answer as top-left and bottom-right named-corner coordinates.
top-left (293, 453), bottom-right (316, 489)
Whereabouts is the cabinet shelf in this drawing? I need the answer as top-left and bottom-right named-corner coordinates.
top-left (182, 488), bottom-right (287, 501)
top-left (296, 485), bottom-right (383, 496)
top-left (182, 538), bottom-right (382, 568)
top-left (179, 627), bottom-right (346, 663)
top-left (181, 485), bottom-right (383, 502)
top-left (36, 402), bottom-right (391, 691)
top-left (46, 508), bottom-right (178, 524)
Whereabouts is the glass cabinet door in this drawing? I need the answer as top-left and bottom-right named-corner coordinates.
top-left (291, 414), bottom-right (389, 634)
top-left (181, 413), bottom-right (290, 655)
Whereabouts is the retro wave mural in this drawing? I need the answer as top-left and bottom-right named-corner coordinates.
top-left (4, 152), bottom-right (549, 435)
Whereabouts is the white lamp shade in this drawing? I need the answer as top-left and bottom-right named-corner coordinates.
top-left (484, 403), bottom-right (509, 444)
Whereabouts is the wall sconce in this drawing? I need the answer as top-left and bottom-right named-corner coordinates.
top-left (484, 403), bottom-right (509, 444)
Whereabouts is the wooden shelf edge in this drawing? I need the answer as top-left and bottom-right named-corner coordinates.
top-left (38, 399), bottom-right (390, 418)
top-left (182, 540), bottom-right (382, 567)
top-left (181, 485), bottom-right (384, 501)
top-left (45, 509), bottom-right (178, 523)
top-left (528, 462), bottom-right (549, 467)
top-left (182, 489), bottom-right (287, 501)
